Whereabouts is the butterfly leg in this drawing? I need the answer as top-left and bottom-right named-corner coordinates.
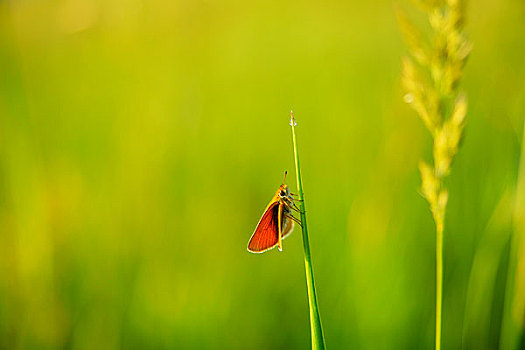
top-left (292, 203), bottom-right (302, 212)
top-left (283, 201), bottom-right (300, 215)
top-left (278, 202), bottom-right (283, 251)
top-left (290, 193), bottom-right (304, 201)
top-left (285, 213), bottom-right (302, 227)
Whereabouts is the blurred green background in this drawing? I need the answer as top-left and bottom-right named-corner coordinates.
top-left (1, 0), bottom-right (525, 349)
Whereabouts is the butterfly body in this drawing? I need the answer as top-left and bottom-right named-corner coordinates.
top-left (247, 181), bottom-right (299, 253)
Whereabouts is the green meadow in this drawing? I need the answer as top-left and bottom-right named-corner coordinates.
top-left (1, 0), bottom-right (524, 349)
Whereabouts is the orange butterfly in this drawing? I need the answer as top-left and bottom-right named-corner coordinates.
top-left (247, 171), bottom-right (301, 253)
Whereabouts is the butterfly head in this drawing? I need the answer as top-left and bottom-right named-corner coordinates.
top-left (278, 184), bottom-right (290, 198)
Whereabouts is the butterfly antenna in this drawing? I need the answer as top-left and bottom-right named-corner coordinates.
top-left (283, 170), bottom-right (287, 184)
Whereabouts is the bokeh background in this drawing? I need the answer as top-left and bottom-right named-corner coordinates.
top-left (1, 0), bottom-right (525, 349)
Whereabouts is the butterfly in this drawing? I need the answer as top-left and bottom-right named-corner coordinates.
top-left (247, 171), bottom-right (301, 253)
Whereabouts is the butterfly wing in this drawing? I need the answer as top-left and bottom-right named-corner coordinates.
top-left (281, 216), bottom-right (294, 240)
top-left (247, 201), bottom-right (280, 253)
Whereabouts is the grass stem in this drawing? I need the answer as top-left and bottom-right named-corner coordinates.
top-left (436, 220), bottom-right (443, 350)
top-left (290, 111), bottom-right (326, 350)
top-left (398, 2), bottom-right (470, 348)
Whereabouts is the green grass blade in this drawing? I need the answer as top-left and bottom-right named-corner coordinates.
top-left (500, 119), bottom-right (525, 350)
top-left (290, 111), bottom-right (326, 350)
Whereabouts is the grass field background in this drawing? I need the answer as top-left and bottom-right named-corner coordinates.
top-left (1, 0), bottom-right (524, 349)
